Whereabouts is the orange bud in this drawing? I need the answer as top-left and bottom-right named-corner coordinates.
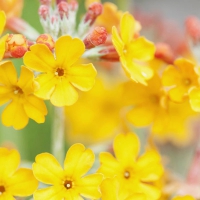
top-left (36, 34), bottom-right (55, 50)
top-left (6, 34), bottom-right (28, 58)
top-left (83, 27), bottom-right (107, 49)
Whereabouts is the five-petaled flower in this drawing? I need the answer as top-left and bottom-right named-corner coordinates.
top-left (24, 35), bottom-right (97, 107)
top-left (32, 143), bottom-right (103, 200)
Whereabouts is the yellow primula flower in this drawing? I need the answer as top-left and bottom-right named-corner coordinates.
top-left (0, 11), bottom-right (8, 61)
top-left (24, 35), bottom-right (97, 107)
top-left (162, 58), bottom-right (199, 102)
top-left (0, 61), bottom-right (47, 130)
top-left (112, 12), bottom-right (155, 85)
top-left (0, 147), bottom-right (38, 199)
top-left (173, 196), bottom-right (195, 200)
top-left (101, 177), bottom-right (146, 200)
top-left (33, 143), bottom-right (103, 200)
top-left (97, 132), bottom-right (164, 200)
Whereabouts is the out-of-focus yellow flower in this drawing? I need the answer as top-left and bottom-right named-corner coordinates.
top-left (173, 196), bottom-right (195, 200)
top-left (85, 0), bottom-right (101, 8)
top-left (33, 143), bottom-right (103, 200)
top-left (112, 12), bottom-right (155, 85)
top-left (95, 2), bottom-right (123, 33)
top-left (0, 11), bottom-right (8, 61)
top-left (0, 61), bottom-right (47, 130)
top-left (0, 0), bottom-right (24, 18)
top-left (24, 35), bottom-right (97, 107)
top-left (162, 58), bottom-right (199, 102)
top-left (0, 148), bottom-right (38, 198)
top-left (101, 177), bottom-right (146, 200)
top-left (189, 88), bottom-right (200, 112)
top-left (98, 132), bottom-right (164, 199)
top-left (65, 79), bottom-right (124, 145)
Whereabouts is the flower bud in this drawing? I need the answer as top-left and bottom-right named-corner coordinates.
top-left (83, 27), bottom-right (107, 49)
top-left (68, 0), bottom-right (78, 11)
top-left (57, 1), bottom-right (69, 19)
top-left (99, 46), bottom-right (119, 62)
top-left (38, 5), bottom-right (49, 20)
top-left (40, 0), bottom-right (51, 6)
top-left (36, 34), bottom-right (55, 50)
top-left (6, 34), bottom-right (28, 58)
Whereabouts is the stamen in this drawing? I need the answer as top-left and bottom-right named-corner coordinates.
top-left (55, 68), bottom-right (64, 76)
top-left (0, 186), bottom-right (5, 195)
top-left (124, 171), bottom-right (130, 179)
top-left (13, 86), bottom-right (23, 95)
top-left (64, 180), bottom-right (72, 189)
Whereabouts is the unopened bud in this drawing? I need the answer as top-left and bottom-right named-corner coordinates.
top-left (38, 5), bottom-right (49, 20)
top-left (185, 16), bottom-right (200, 43)
top-left (56, 0), bottom-right (65, 4)
top-left (99, 46), bottom-right (119, 61)
top-left (83, 27), bottom-right (107, 49)
top-left (36, 34), bottom-right (55, 50)
top-left (57, 1), bottom-right (69, 19)
top-left (155, 43), bottom-right (175, 64)
top-left (40, 0), bottom-right (51, 6)
top-left (84, 2), bottom-right (103, 25)
top-left (68, 0), bottom-right (78, 11)
top-left (6, 34), bottom-right (28, 58)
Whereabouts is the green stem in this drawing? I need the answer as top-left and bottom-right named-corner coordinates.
top-left (52, 106), bottom-right (65, 163)
top-left (116, 0), bottom-right (129, 11)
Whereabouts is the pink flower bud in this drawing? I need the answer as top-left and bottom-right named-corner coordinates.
top-left (38, 5), bottom-right (49, 20)
top-left (57, 1), bottom-right (69, 19)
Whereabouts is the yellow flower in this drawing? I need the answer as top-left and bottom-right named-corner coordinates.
top-left (0, 147), bottom-right (38, 198)
top-left (24, 35), bottom-right (97, 107)
top-left (65, 79), bottom-right (124, 145)
top-left (112, 12), bottom-right (155, 85)
top-left (173, 196), bottom-right (195, 200)
top-left (97, 132), bottom-right (164, 199)
top-left (85, 0), bottom-right (101, 8)
top-left (0, 11), bottom-right (8, 61)
top-left (0, 61), bottom-right (47, 130)
top-left (101, 177), bottom-right (146, 200)
top-left (33, 143), bottom-right (103, 200)
top-left (162, 58), bottom-right (199, 102)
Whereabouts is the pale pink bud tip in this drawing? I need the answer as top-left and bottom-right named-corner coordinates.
top-left (38, 5), bottom-right (49, 20)
top-left (40, 0), bottom-right (51, 6)
top-left (57, 1), bottom-right (69, 19)
top-left (84, 2), bottom-right (103, 25)
top-left (83, 27), bottom-right (107, 49)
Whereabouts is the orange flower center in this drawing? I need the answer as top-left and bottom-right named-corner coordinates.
top-left (183, 78), bottom-right (191, 86)
top-left (64, 180), bottom-right (72, 189)
top-left (55, 68), bottom-right (65, 76)
top-left (0, 186), bottom-right (5, 194)
top-left (13, 86), bottom-right (23, 95)
top-left (124, 170), bottom-right (130, 179)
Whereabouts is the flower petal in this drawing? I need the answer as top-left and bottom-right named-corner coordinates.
top-left (55, 35), bottom-right (85, 68)
top-left (34, 186), bottom-right (66, 200)
top-left (7, 168), bottom-right (38, 196)
top-left (0, 34), bottom-right (8, 61)
top-left (76, 174), bottom-right (103, 199)
top-left (0, 11), bottom-right (6, 36)
top-left (189, 87), bottom-right (200, 112)
top-left (33, 153), bottom-right (63, 185)
top-left (68, 63), bottom-right (97, 91)
top-left (50, 79), bottom-right (78, 107)
top-left (0, 61), bottom-right (17, 86)
top-left (64, 144), bottom-right (95, 178)
top-left (0, 192), bottom-right (14, 200)
top-left (112, 26), bottom-right (124, 56)
top-left (2, 101), bottom-right (28, 130)
top-left (113, 133), bottom-right (140, 165)
top-left (0, 86), bottom-right (12, 106)
top-left (24, 95), bottom-right (47, 123)
top-left (23, 44), bottom-right (56, 72)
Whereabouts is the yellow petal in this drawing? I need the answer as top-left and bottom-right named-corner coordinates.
top-left (34, 73), bottom-right (56, 100)
top-left (128, 37), bottom-right (155, 61)
top-left (138, 183), bottom-right (161, 199)
top-left (127, 104), bottom-right (156, 127)
top-left (7, 168), bottom-right (38, 196)
top-left (0, 86), bottom-right (12, 106)
top-left (113, 133), bottom-right (140, 165)
top-left (55, 35), bottom-right (85, 68)
top-left (34, 186), bottom-right (66, 200)
top-left (50, 79), bottom-right (78, 107)
top-left (168, 86), bottom-right (187, 102)
top-left (64, 144), bottom-right (95, 179)
top-left (0, 192), bottom-right (14, 200)
top-left (173, 196), bottom-right (195, 200)
top-left (112, 26), bottom-right (124, 56)
top-left (189, 87), bottom-right (200, 112)
top-left (23, 44), bottom-right (56, 72)
top-left (33, 153), bottom-right (63, 185)
top-left (120, 12), bottom-right (136, 44)
top-left (125, 194), bottom-right (146, 200)
top-left (68, 63), bottom-right (97, 91)
top-left (2, 101), bottom-right (29, 130)
top-left (0, 61), bottom-right (17, 86)
top-left (0, 148), bottom-right (20, 180)
top-left (76, 174), bottom-right (103, 199)
top-left (24, 95), bottom-right (47, 123)
top-left (0, 11), bottom-right (6, 36)
top-left (0, 34), bottom-right (8, 61)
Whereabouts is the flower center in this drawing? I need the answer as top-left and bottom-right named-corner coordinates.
top-left (64, 180), bottom-right (72, 189)
top-left (124, 171), bottom-right (130, 179)
top-left (13, 86), bottom-right (23, 95)
top-left (183, 78), bottom-right (191, 86)
top-left (55, 68), bottom-right (65, 76)
top-left (0, 186), bottom-right (5, 195)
